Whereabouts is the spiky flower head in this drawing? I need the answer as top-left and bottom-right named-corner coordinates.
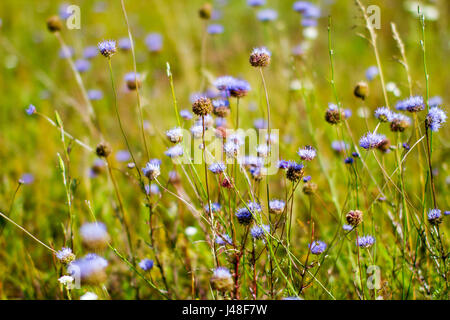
top-left (212, 99), bottom-right (230, 117)
top-left (165, 145), bottom-right (184, 158)
top-left (250, 47), bottom-right (271, 67)
top-left (142, 159), bottom-right (161, 180)
top-left (269, 199), bottom-right (285, 214)
top-left (395, 96), bottom-right (424, 112)
top-left (208, 162), bottom-right (226, 174)
top-left (427, 209), bottom-right (442, 225)
top-left (286, 161), bottom-right (304, 182)
top-left (229, 79), bottom-right (251, 98)
top-left (166, 127), bottom-right (184, 144)
top-left (124, 72), bottom-right (141, 90)
top-left (346, 210), bottom-right (363, 227)
top-left (215, 234), bottom-right (232, 246)
top-left (309, 240), bottom-right (327, 255)
top-left (390, 113), bottom-right (411, 132)
top-left (356, 235), bottom-right (375, 248)
top-left (139, 259), bottom-right (154, 272)
top-left (426, 107), bottom-right (447, 132)
top-left (56, 247), bottom-right (75, 265)
top-left (298, 145), bottom-right (316, 161)
top-left (250, 224), bottom-right (270, 239)
top-left (26, 104), bottom-right (36, 115)
top-left (374, 107), bottom-right (392, 122)
top-left (98, 40), bottom-right (117, 58)
top-left (192, 97), bottom-right (213, 116)
top-left (325, 104), bottom-right (344, 125)
top-left (210, 267), bottom-right (233, 292)
top-left (359, 132), bottom-right (386, 150)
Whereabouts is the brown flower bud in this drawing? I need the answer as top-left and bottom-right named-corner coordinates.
top-left (303, 182), bottom-right (318, 195)
top-left (346, 210), bottom-right (363, 227)
top-left (47, 16), bottom-right (63, 33)
top-left (354, 81), bottom-right (369, 100)
top-left (96, 142), bottom-right (111, 158)
top-left (192, 97), bottom-right (213, 116)
top-left (199, 3), bottom-right (213, 19)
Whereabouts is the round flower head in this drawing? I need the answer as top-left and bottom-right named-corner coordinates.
top-left (331, 140), bottom-right (348, 153)
top-left (46, 15), bottom-right (63, 32)
top-left (118, 37), bottom-right (132, 50)
top-left (354, 81), bottom-right (369, 100)
top-left (192, 97), bottom-right (213, 116)
top-left (365, 66), bottom-right (379, 81)
top-left (98, 40), bottom-right (117, 58)
top-left (75, 59), bottom-right (91, 73)
top-left (145, 33), bottom-right (162, 52)
top-left (19, 173), bottom-right (34, 185)
top-left (395, 96), bottom-right (424, 112)
top-left (165, 145), bottom-right (184, 158)
top-left (210, 267), bottom-right (233, 292)
top-left (325, 103), bottom-right (344, 125)
top-left (139, 259), bottom-right (154, 272)
top-left (250, 224), bottom-right (270, 240)
top-left (309, 240), bottom-right (327, 255)
top-left (142, 159), bottom-right (161, 180)
top-left (269, 199), bottom-right (285, 214)
top-left (166, 127), bottom-right (183, 144)
top-left (235, 208), bottom-right (253, 225)
top-left (204, 202), bottom-right (221, 214)
top-left (96, 142), bottom-right (111, 158)
top-left (124, 72), bottom-right (141, 90)
top-left (426, 107), bottom-right (447, 132)
top-left (302, 182), bottom-right (317, 195)
top-left (257, 9), bottom-right (278, 22)
top-left (286, 161), bottom-right (304, 182)
top-left (248, 0), bottom-right (265, 7)
top-left (115, 150), bottom-right (131, 162)
top-left (298, 145), bottom-right (316, 161)
top-left (83, 46), bottom-right (98, 59)
top-left (343, 224), bottom-right (353, 231)
top-left (427, 209), bottom-right (442, 225)
top-left (229, 79), bottom-right (251, 98)
top-left (375, 107), bottom-right (392, 122)
top-left (346, 210), bottom-right (363, 227)
top-left (303, 175), bottom-right (312, 182)
top-left (87, 89), bottom-right (103, 100)
top-left (390, 113), bottom-right (411, 132)
top-left (344, 157), bottom-right (354, 164)
top-left (293, 1), bottom-right (313, 13)
top-left (224, 141), bottom-right (240, 158)
top-left (215, 234), bottom-right (232, 246)
top-left (180, 109), bottom-right (193, 120)
top-left (56, 247), bottom-right (75, 265)
top-left (254, 118), bottom-right (268, 129)
top-left (301, 18), bottom-right (318, 27)
top-left (250, 47), bottom-right (271, 67)
top-left (59, 46), bottom-right (74, 59)
top-left (80, 222), bottom-right (110, 250)
top-left (208, 162), bottom-right (226, 174)
top-left (58, 275), bottom-right (74, 289)
top-left (198, 3), bottom-right (213, 19)
top-left (214, 76), bottom-right (236, 93)
top-left (356, 235), bottom-right (375, 248)
top-left (278, 160), bottom-right (290, 169)
top-left (68, 254), bottom-right (108, 285)
top-left (428, 96), bottom-right (442, 108)
top-left (26, 104), bottom-right (36, 115)
top-left (190, 125), bottom-right (204, 139)
top-left (207, 24), bottom-right (224, 35)
top-left (359, 132), bottom-right (386, 150)
top-left (212, 99), bottom-right (230, 117)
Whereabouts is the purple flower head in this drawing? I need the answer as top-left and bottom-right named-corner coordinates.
top-left (87, 89), bottom-right (103, 100)
top-left (254, 118), bottom-right (268, 129)
top-left (356, 235), bottom-right (375, 248)
top-left (59, 46), bottom-right (74, 59)
top-left (98, 40), bottom-right (117, 58)
top-left (426, 107), bottom-right (446, 132)
top-left (208, 162), bottom-right (226, 174)
top-left (118, 37), bottom-right (132, 50)
top-left (375, 107), bottom-right (393, 122)
top-left (309, 240), bottom-right (327, 255)
top-left (297, 145), bottom-right (316, 161)
top-left (215, 234), bottom-right (232, 246)
top-left (19, 173), bottom-right (34, 184)
top-left (115, 150), bottom-right (131, 162)
top-left (26, 104), bottom-right (36, 115)
top-left (83, 46), bottom-right (98, 59)
top-left (180, 109), bottom-right (193, 120)
top-left (303, 175), bottom-right (312, 182)
top-left (247, 0), bottom-right (265, 6)
top-left (139, 259), bottom-right (154, 271)
top-left (331, 140), bottom-right (349, 153)
top-left (365, 66), bottom-right (379, 81)
top-left (395, 96), bottom-right (424, 112)
top-left (257, 9), bottom-right (278, 22)
top-left (301, 18), bottom-right (318, 27)
top-left (250, 224), bottom-right (270, 239)
top-left (145, 33), bottom-right (162, 52)
top-left (359, 132), bottom-right (386, 150)
top-left (428, 96), bottom-right (442, 108)
top-left (207, 24), bottom-right (224, 35)
top-left (75, 59), bottom-right (91, 73)
top-left (205, 202), bottom-right (221, 213)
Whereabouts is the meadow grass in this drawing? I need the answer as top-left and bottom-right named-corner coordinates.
top-left (0, 0), bottom-right (448, 300)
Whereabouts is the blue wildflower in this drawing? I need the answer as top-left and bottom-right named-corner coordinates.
top-left (139, 259), bottom-right (154, 271)
top-left (309, 240), bottom-right (327, 255)
top-left (180, 109), bottom-right (193, 120)
top-left (427, 209), bottom-right (442, 225)
top-left (298, 145), bottom-right (316, 161)
top-left (142, 160), bottom-right (161, 180)
top-left (426, 107), bottom-right (446, 132)
top-left (395, 96), bottom-right (424, 112)
top-left (215, 234), bottom-right (232, 246)
top-left (207, 24), bottom-right (224, 35)
top-left (250, 224), bottom-right (270, 239)
top-left (209, 162), bottom-right (226, 174)
top-left (98, 40), bottom-right (117, 58)
top-left (257, 9), bottom-right (278, 22)
top-left (118, 37), bottom-right (132, 50)
top-left (26, 104), bottom-right (36, 115)
top-left (83, 46), bottom-right (98, 59)
top-left (365, 66), bottom-right (379, 81)
top-left (145, 33), bottom-right (162, 52)
top-left (269, 199), bottom-right (285, 214)
top-left (359, 132), bottom-right (386, 150)
top-left (356, 235), bottom-right (375, 248)
top-left (375, 107), bottom-right (392, 122)
top-left (75, 59), bottom-right (91, 73)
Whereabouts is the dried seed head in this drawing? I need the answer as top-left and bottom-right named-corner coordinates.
top-left (250, 47), bottom-right (271, 67)
top-left (199, 3), bottom-right (213, 19)
top-left (377, 138), bottom-right (391, 153)
top-left (325, 108), bottom-right (344, 125)
top-left (96, 142), bottom-right (111, 158)
top-left (303, 182), bottom-right (318, 195)
top-left (210, 267), bottom-right (233, 292)
top-left (354, 81), bottom-right (369, 100)
top-left (346, 210), bottom-right (363, 227)
top-left (47, 15), bottom-right (63, 32)
top-left (192, 97), bottom-right (213, 116)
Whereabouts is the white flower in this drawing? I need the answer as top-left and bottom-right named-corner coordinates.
top-left (185, 226), bottom-right (197, 236)
top-left (58, 275), bottom-right (74, 289)
top-left (80, 292), bottom-right (98, 300)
